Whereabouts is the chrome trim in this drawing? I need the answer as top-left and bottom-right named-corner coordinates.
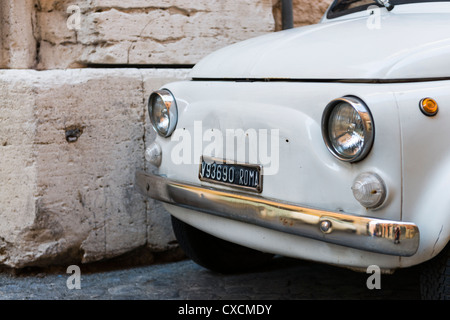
top-left (148, 89), bottom-right (178, 138)
top-left (375, 0), bottom-right (395, 11)
top-left (136, 171), bottom-right (420, 257)
top-left (321, 96), bottom-right (375, 163)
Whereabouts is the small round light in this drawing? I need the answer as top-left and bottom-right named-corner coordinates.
top-left (420, 98), bottom-right (438, 116)
top-left (148, 89), bottom-right (178, 137)
top-left (145, 142), bottom-right (162, 167)
top-left (351, 172), bottom-right (386, 209)
top-left (322, 96), bottom-right (374, 163)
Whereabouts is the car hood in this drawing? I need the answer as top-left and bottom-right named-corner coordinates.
top-left (191, 12), bottom-right (450, 80)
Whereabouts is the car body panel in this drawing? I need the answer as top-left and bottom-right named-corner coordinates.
top-left (157, 80), bottom-right (403, 220)
top-left (147, 78), bottom-right (450, 269)
top-left (394, 80), bottom-right (450, 260)
top-left (191, 9), bottom-right (450, 80)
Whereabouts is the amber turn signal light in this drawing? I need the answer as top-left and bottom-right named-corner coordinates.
top-left (420, 98), bottom-right (438, 116)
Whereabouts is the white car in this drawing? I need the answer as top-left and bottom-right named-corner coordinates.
top-left (136, 0), bottom-right (450, 299)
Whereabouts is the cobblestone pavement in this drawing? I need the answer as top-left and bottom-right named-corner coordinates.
top-left (0, 256), bottom-right (421, 300)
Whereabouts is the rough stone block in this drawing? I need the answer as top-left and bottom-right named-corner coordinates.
top-left (292, 0), bottom-right (333, 26)
top-left (0, 68), bottom-right (190, 268)
top-left (0, 0), bottom-right (37, 69)
top-left (35, 0), bottom-right (275, 69)
top-left (272, 0), bottom-right (332, 30)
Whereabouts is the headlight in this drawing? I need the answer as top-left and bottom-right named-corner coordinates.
top-left (322, 96), bottom-right (374, 163)
top-left (148, 89), bottom-right (178, 137)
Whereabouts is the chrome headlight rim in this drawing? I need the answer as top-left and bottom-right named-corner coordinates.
top-left (148, 89), bottom-right (178, 138)
top-left (321, 96), bottom-right (375, 163)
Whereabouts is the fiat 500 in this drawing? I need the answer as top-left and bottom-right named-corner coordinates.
top-left (136, 0), bottom-right (450, 299)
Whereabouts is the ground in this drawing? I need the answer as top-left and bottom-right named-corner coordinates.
top-left (0, 255), bottom-right (421, 300)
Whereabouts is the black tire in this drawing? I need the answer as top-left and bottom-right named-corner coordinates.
top-left (171, 215), bottom-right (274, 274)
top-left (419, 243), bottom-right (450, 300)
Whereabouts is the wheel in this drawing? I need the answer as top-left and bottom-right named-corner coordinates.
top-left (171, 215), bottom-right (274, 274)
top-left (420, 243), bottom-right (450, 300)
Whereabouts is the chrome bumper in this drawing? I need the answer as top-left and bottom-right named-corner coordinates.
top-left (136, 171), bottom-right (420, 257)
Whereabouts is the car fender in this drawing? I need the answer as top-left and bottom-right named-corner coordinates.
top-left (394, 81), bottom-right (450, 264)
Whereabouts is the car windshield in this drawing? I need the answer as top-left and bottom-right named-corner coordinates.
top-left (328, 0), bottom-right (450, 18)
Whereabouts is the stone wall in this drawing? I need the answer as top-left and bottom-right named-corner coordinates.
top-left (0, 0), bottom-right (331, 268)
top-left (272, 0), bottom-right (333, 30)
top-left (0, 0), bottom-right (37, 69)
top-left (0, 69), bottom-right (193, 268)
top-left (292, 0), bottom-right (333, 27)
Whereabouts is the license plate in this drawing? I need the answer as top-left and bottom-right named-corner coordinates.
top-left (199, 156), bottom-right (263, 193)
